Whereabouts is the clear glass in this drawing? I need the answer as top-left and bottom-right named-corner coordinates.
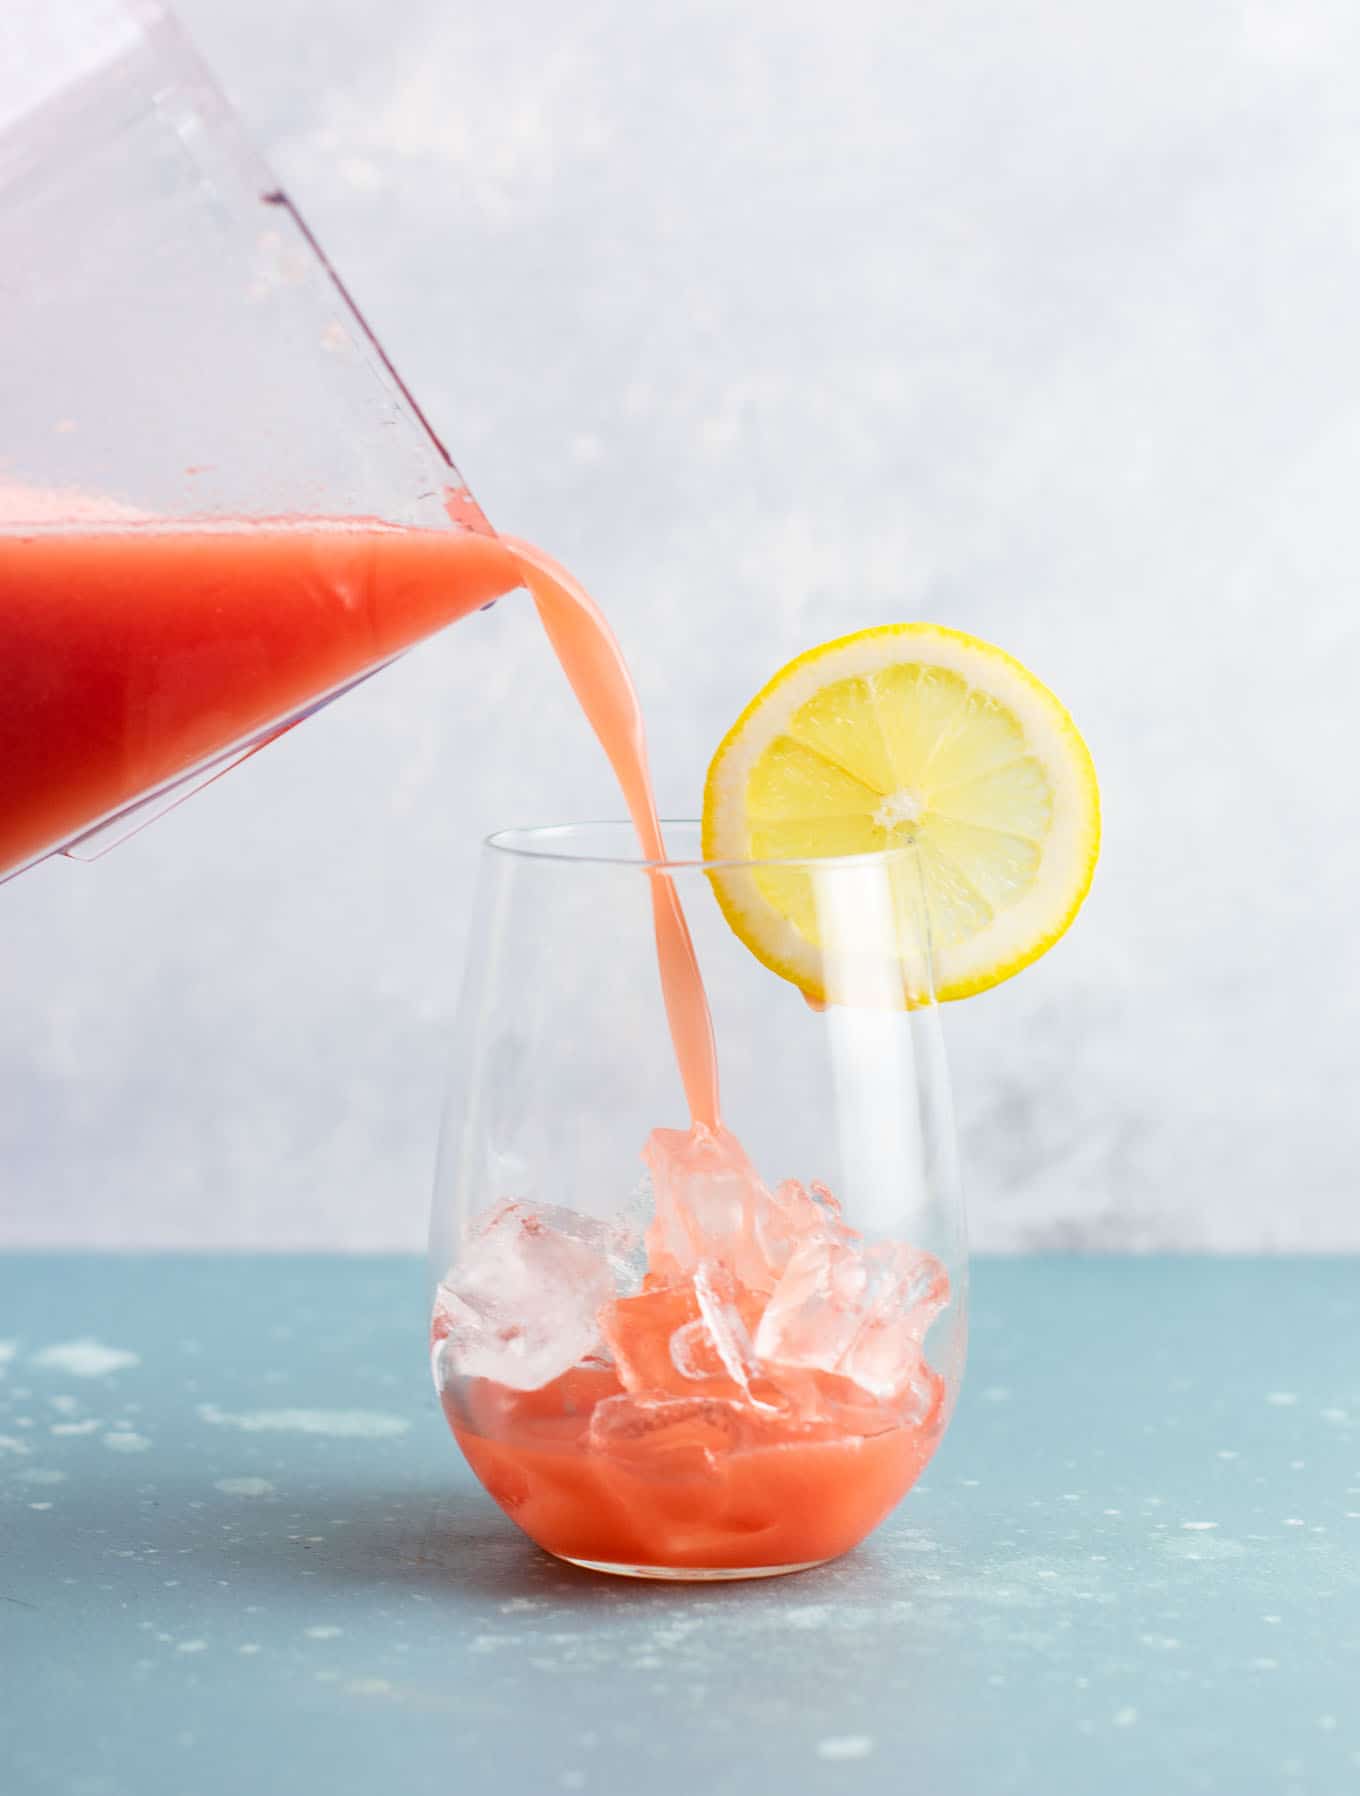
top-left (0, 0), bottom-right (511, 881)
top-left (430, 823), bottom-right (968, 1581)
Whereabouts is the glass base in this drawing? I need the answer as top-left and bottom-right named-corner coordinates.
top-left (557, 1555), bottom-right (831, 1582)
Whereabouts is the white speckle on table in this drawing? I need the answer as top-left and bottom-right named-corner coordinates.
top-left (197, 1404), bottom-right (409, 1439)
top-left (1319, 1715), bottom-right (1338, 1731)
top-left (500, 1597), bottom-right (541, 1614)
top-left (176, 1640), bottom-right (208, 1654)
top-left (214, 1478), bottom-right (275, 1497)
top-left (1113, 1707), bottom-right (1138, 1728)
top-left (238, 1644), bottom-right (262, 1656)
top-left (347, 1677), bottom-right (394, 1697)
top-left (1266, 1392), bottom-right (1298, 1407)
top-left (1102, 1508), bottom-right (1122, 1517)
top-left (561, 1773), bottom-right (587, 1791)
top-left (785, 1606), bottom-right (831, 1630)
top-left (27, 1501), bottom-right (53, 1511)
top-left (1160, 1535), bottom-right (1246, 1562)
top-left (15, 1467), bottom-right (66, 1485)
top-left (103, 1432), bottom-right (151, 1453)
top-left (0, 1342), bottom-right (16, 1365)
top-left (1321, 1409), bottom-right (1349, 1424)
top-left (32, 1341), bottom-right (140, 1379)
top-left (1283, 1518), bottom-right (1305, 1527)
top-left (816, 1736), bottom-right (875, 1762)
top-left (1181, 1521), bottom-right (1218, 1530)
top-left (305, 1626), bottom-right (343, 1640)
top-left (1251, 1658), bottom-right (1279, 1671)
top-left (48, 1395), bottom-right (78, 1415)
top-left (1140, 1634), bottom-right (1181, 1650)
top-left (1216, 1450), bottom-right (1239, 1460)
top-left (51, 1420), bottom-right (100, 1436)
top-left (982, 1387), bottom-right (1011, 1403)
top-left (0, 1436), bottom-right (32, 1456)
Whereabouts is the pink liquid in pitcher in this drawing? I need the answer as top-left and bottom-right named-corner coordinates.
top-left (0, 516), bottom-right (513, 882)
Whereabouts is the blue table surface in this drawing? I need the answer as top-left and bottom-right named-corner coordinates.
top-left (1, 1256), bottom-right (1357, 1796)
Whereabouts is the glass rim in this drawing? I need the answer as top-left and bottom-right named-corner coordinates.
top-left (484, 819), bottom-right (923, 875)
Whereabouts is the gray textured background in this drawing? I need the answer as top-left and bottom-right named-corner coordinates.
top-left (4, 0), bottom-right (1359, 1250)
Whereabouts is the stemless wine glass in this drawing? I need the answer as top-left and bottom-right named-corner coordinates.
top-left (430, 822), bottom-right (967, 1581)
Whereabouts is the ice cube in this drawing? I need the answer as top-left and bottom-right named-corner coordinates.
top-left (669, 1316), bottom-right (725, 1382)
top-left (600, 1267), bottom-right (763, 1404)
top-left (809, 1181), bottom-right (859, 1240)
top-left (839, 1244), bottom-right (949, 1405)
top-left (587, 1393), bottom-right (757, 1479)
top-left (643, 1123), bottom-right (778, 1294)
top-left (601, 1283), bottom-right (704, 1396)
top-left (753, 1178), bottom-right (858, 1282)
top-left (433, 1200), bottom-right (617, 1392)
top-left (752, 1238), bottom-right (868, 1373)
top-left (692, 1260), bottom-right (762, 1399)
top-left (754, 1235), bottom-right (948, 1420)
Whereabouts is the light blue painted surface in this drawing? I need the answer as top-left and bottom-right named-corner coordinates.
top-left (1, 1256), bottom-right (1358, 1795)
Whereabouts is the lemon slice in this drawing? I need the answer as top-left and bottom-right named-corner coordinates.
top-left (701, 624), bottom-right (1100, 1003)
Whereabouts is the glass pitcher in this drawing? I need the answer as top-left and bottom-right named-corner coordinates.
top-left (0, 0), bottom-right (522, 883)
